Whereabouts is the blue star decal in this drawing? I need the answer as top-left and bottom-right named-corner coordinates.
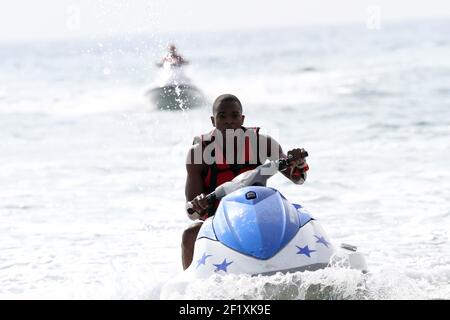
top-left (314, 235), bottom-right (330, 248)
top-left (196, 253), bottom-right (212, 269)
top-left (213, 259), bottom-right (233, 272)
top-left (296, 245), bottom-right (316, 257)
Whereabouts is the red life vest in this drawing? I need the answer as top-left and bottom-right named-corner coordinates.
top-left (196, 127), bottom-right (263, 196)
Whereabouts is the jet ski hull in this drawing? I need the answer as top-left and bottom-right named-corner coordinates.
top-left (191, 218), bottom-right (334, 277)
top-left (160, 187), bottom-right (367, 299)
top-left (146, 84), bottom-right (207, 111)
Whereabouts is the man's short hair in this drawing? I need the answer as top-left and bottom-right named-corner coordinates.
top-left (212, 94), bottom-right (243, 114)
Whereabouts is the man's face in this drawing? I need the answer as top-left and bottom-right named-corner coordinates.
top-left (211, 101), bottom-right (245, 134)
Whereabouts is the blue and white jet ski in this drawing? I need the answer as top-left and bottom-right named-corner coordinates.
top-left (160, 158), bottom-right (367, 298)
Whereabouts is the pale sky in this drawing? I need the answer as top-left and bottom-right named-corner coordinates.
top-left (0, 0), bottom-right (449, 43)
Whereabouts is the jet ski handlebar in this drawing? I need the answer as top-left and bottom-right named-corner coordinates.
top-left (186, 153), bottom-right (307, 218)
top-left (185, 193), bottom-right (217, 218)
top-left (272, 151), bottom-right (309, 173)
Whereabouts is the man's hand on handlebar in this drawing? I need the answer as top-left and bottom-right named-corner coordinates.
top-left (286, 148), bottom-right (309, 184)
top-left (287, 148), bottom-right (308, 162)
top-left (191, 193), bottom-right (209, 215)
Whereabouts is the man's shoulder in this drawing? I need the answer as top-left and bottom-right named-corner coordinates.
top-left (192, 135), bottom-right (202, 145)
top-left (187, 142), bottom-right (203, 156)
top-left (257, 133), bottom-right (277, 143)
top-left (192, 129), bottom-right (216, 144)
top-left (258, 133), bottom-right (281, 143)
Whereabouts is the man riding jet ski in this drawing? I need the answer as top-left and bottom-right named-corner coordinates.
top-left (160, 94), bottom-right (367, 298)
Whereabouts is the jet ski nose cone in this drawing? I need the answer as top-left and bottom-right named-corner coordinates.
top-left (213, 186), bottom-right (301, 260)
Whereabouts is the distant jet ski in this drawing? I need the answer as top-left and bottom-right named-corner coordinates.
top-left (146, 80), bottom-right (207, 111)
top-left (146, 45), bottom-right (208, 111)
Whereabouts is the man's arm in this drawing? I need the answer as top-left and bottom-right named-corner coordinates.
top-left (185, 145), bottom-right (205, 201)
top-left (185, 144), bottom-right (209, 218)
top-left (260, 134), bottom-right (308, 184)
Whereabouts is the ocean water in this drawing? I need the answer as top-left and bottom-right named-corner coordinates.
top-left (1, 19), bottom-right (450, 300)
